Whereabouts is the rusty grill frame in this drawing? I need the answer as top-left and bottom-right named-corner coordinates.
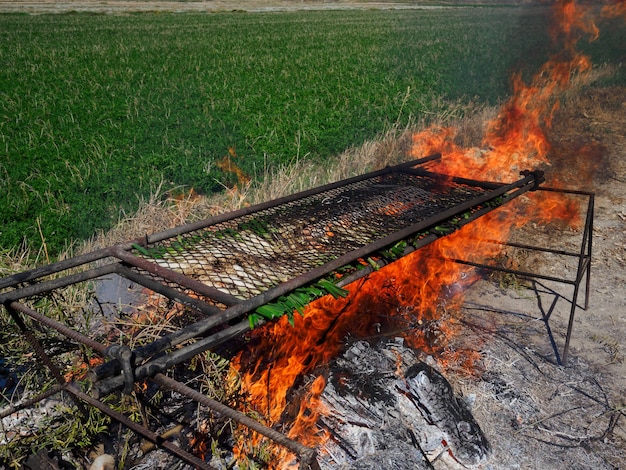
top-left (0, 155), bottom-right (592, 469)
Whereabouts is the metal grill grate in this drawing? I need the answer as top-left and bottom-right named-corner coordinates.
top-left (143, 172), bottom-right (488, 300)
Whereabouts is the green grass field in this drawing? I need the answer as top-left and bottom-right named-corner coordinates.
top-left (0, 7), bottom-right (622, 256)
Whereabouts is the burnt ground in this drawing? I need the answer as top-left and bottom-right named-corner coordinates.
top-left (442, 86), bottom-right (626, 469)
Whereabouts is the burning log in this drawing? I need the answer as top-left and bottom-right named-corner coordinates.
top-left (316, 339), bottom-right (490, 469)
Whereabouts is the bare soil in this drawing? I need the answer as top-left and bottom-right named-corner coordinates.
top-left (0, 0), bottom-right (452, 15)
top-left (447, 86), bottom-right (626, 469)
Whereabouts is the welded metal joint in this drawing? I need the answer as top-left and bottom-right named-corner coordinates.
top-left (105, 344), bottom-right (135, 394)
top-left (520, 169), bottom-right (545, 189)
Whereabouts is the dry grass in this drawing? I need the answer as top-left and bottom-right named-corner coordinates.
top-left (0, 245), bottom-right (39, 279)
top-left (80, 100), bottom-right (489, 256)
top-left (81, 128), bottom-right (417, 253)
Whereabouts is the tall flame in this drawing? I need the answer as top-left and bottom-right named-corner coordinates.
top-left (230, 1), bottom-right (619, 467)
top-left (412, 0), bottom-right (600, 183)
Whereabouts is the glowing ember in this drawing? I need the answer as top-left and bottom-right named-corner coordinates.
top-left (190, 419), bottom-right (212, 461)
top-left (231, 1), bottom-right (613, 467)
top-left (64, 356), bottom-right (104, 382)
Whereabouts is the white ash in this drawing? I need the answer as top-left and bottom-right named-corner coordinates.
top-left (1, 396), bottom-right (66, 446)
top-left (317, 338), bottom-right (490, 469)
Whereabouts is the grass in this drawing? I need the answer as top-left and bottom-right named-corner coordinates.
top-left (0, 6), bottom-right (571, 256)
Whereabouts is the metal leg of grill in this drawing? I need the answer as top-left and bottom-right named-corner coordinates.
top-left (454, 189), bottom-right (593, 366)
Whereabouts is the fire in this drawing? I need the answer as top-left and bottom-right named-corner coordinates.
top-left (412, 0), bottom-right (601, 184)
top-left (64, 356), bottom-right (105, 382)
top-left (232, 228), bottom-right (490, 466)
top-left (602, 0), bottom-right (626, 18)
top-left (230, 1), bottom-right (615, 467)
top-left (217, 146), bottom-right (251, 187)
top-left (275, 375), bottom-right (329, 469)
top-left (190, 419), bottom-right (212, 461)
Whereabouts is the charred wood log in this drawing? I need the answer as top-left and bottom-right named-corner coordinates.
top-left (398, 362), bottom-right (491, 467)
top-left (317, 339), bottom-right (490, 469)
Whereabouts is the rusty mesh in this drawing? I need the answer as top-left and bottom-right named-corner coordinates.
top-left (132, 172), bottom-right (487, 300)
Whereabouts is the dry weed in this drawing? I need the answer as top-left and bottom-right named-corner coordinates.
top-left (75, 103), bottom-right (479, 257)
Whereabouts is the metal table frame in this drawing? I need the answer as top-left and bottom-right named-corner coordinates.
top-left (2, 155), bottom-right (581, 468)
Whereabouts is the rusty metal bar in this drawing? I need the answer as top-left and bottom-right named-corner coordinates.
top-left (4, 305), bottom-right (87, 414)
top-left (152, 373), bottom-right (320, 470)
top-left (0, 247), bottom-right (115, 290)
top-left (0, 384), bottom-right (66, 420)
top-left (583, 193), bottom-right (594, 310)
top-left (115, 264), bottom-right (222, 316)
top-left (403, 166), bottom-right (506, 190)
top-left (92, 320), bottom-right (253, 396)
top-left (451, 257), bottom-right (590, 286)
top-left (392, 153), bottom-right (442, 168)
top-left (1, 302), bottom-right (308, 467)
top-left (112, 247), bottom-right (241, 307)
top-left (486, 240), bottom-right (586, 258)
top-left (63, 383), bottom-right (216, 470)
top-left (0, 263), bottom-right (119, 304)
top-left (561, 192), bottom-right (594, 365)
top-left (450, 188), bottom-right (593, 366)
top-left (8, 301), bottom-right (108, 354)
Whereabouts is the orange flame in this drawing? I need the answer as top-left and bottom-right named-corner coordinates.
top-left (231, 1), bottom-right (612, 467)
top-left (276, 375), bottom-right (329, 469)
top-left (64, 356), bottom-right (104, 382)
top-left (190, 419), bottom-right (211, 461)
top-left (217, 147), bottom-right (251, 188)
top-left (412, 0), bottom-right (600, 184)
top-left (602, 0), bottom-right (626, 18)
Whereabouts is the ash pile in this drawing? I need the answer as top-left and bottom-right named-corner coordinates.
top-left (316, 338), bottom-right (490, 469)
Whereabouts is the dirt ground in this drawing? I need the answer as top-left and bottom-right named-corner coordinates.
top-left (444, 86), bottom-right (626, 469)
top-left (0, 0), bottom-right (450, 15)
